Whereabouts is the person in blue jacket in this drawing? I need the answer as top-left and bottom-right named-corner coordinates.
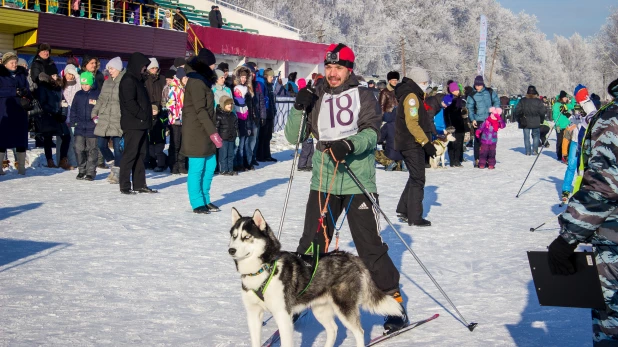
top-left (466, 75), bottom-right (500, 167)
top-left (71, 71), bottom-right (101, 181)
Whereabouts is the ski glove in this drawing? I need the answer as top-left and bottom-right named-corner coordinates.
top-left (294, 88), bottom-right (314, 111)
top-left (210, 133), bottom-right (223, 149)
top-left (327, 139), bottom-right (354, 163)
top-left (422, 142), bottom-right (437, 158)
top-left (547, 236), bottom-right (578, 275)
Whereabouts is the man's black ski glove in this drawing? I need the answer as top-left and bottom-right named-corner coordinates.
top-left (547, 236), bottom-right (578, 275)
top-left (422, 142), bottom-right (437, 158)
top-left (328, 140), bottom-right (354, 163)
top-left (294, 88), bottom-right (314, 110)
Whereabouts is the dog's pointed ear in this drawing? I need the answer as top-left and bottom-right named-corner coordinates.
top-left (252, 209), bottom-right (267, 231)
top-left (232, 207), bottom-right (242, 224)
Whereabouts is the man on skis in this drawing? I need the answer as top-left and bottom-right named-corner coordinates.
top-left (547, 77), bottom-right (618, 345)
top-left (284, 43), bottom-right (408, 332)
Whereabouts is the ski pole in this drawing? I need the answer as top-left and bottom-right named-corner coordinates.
top-left (276, 108), bottom-right (307, 240)
top-left (530, 214), bottom-right (561, 232)
top-left (342, 162), bottom-right (478, 332)
top-left (515, 124), bottom-right (556, 198)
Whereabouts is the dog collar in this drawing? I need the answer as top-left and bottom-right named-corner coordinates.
top-left (242, 263), bottom-right (274, 277)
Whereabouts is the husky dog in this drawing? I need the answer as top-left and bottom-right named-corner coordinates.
top-left (228, 208), bottom-right (403, 347)
top-left (430, 126), bottom-right (456, 169)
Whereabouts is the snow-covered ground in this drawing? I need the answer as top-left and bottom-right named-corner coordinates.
top-left (0, 124), bottom-right (592, 346)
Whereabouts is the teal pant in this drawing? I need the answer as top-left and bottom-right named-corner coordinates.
top-left (562, 141), bottom-right (579, 193)
top-left (187, 155), bottom-right (216, 209)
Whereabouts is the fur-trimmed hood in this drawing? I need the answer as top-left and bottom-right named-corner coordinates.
top-left (0, 64), bottom-right (28, 78)
top-left (233, 65), bottom-right (254, 96)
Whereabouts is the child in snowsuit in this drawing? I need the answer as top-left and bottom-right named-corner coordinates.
top-left (149, 104), bottom-right (168, 172)
top-left (72, 71), bottom-right (101, 181)
top-left (475, 107), bottom-right (506, 169)
top-left (166, 67), bottom-right (187, 174)
top-left (216, 95), bottom-right (238, 175)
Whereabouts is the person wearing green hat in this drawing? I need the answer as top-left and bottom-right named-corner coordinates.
top-left (71, 71), bottom-right (101, 181)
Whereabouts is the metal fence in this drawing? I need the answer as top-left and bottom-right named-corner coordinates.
top-left (274, 97), bottom-right (296, 132)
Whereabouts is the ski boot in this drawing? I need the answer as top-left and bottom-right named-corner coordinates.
top-left (384, 291), bottom-right (409, 333)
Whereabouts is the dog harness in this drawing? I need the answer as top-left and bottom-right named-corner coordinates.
top-left (251, 260), bottom-right (278, 302)
top-left (433, 139), bottom-right (447, 150)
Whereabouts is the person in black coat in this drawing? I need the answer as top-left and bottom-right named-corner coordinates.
top-left (0, 52), bottom-right (31, 175)
top-left (216, 95), bottom-right (238, 175)
top-left (118, 52), bottom-right (156, 194)
top-left (443, 84), bottom-right (467, 167)
top-left (379, 111), bottom-right (404, 170)
top-left (30, 43), bottom-right (72, 169)
top-left (208, 5), bottom-right (223, 28)
top-left (514, 85), bottom-right (546, 155)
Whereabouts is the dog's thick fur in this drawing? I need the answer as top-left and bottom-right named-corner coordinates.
top-left (430, 126), bottom-right (456, 169)
top-left (228, 208), bottom-right (402, 347)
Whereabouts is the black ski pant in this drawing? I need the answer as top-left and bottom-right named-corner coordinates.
top-left (448, 132), bottom-right (464, 166)
top-left (149, 143), bottom-right (166, 168)
top-left (119, 130), bottom-right (147, 191)
top-left (43, 133), bottom-right (70, 161)
top-left (257, 118), bottom-right (273, 160)
top-left (168, 124), bottom-right (185, 172)
top-left (556, 129), bottom-right (565, 161)
top-left (540, 124), bottom-right (550, 146)
top-left (297, 190), bottom-right (400, 293)
top-left (397, 145), bottom-right (426, 224)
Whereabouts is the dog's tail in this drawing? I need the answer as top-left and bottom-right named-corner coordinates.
top-left (360, 271), bottom-right (404, 317)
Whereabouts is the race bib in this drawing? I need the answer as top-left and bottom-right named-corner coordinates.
top-left (317, 88), bottom-right (361, 141)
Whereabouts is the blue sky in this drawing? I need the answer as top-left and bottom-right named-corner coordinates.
top-left (498, 0), bottom-right (614, 38)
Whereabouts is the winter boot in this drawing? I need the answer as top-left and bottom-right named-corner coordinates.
top-left (383, 291), bottom-right (409, 333)
top-left (108, 167), bottom-right (120, 184)
top-left (16, 152), bottom-right (26, 175)
top-left (47, 159), bottom-right (58, 168)
top-left (59, 157), bottom-right (73, 170)
top-left (206, 203), bottom-right (221, 212)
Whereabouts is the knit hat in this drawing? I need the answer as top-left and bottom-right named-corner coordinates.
top-left (474, 75), bottom-right (484, 87)
top-left (219, 95), bottom-right (233, 108)
top-left (448, 81), bottom-right (459, 93)
top-left (527, 85), bottom-right (539, 95)
top-left (174, 57), bottom-right (186, 68)
top-left (80, 71), bottom-right (94, 86)
top-left (409, 67), bottom-right (429, 83)
top-left (164, 70), bottom-right (176, 79)
top-left (214, 69), bottom-right (225, 79)
top-left (64, 64), bottom-right (79, 78)
top-left (217, 62), bottom-right (229, 72)
top-left (264, 69), bottom-right (275, 78)
top-left (324, 43), bottom-right (355, 71)
top-left (387, 71), bottom-right (400, 81)
top-left (106, 56), bottom-right (123, 71)
top-left (17, 58), bottom-right (28, 67)
top-left (1, 51), bottom-right (17, 65)
top-left (147, 58), bottom-right (159, 70)
top-left (196, 48), bottom-right (216, 67)
top-left (245, 61), bottom-right (257, 71)
top-left (298, 78), bottom-right (307, 90)
top-left (559, 90), bottom-right (568, 99)
top-left (176, 67), bottom-right (186, 79)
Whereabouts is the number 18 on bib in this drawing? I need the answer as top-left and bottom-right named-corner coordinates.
top-left (317, 88), bottom-right (361, 141)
